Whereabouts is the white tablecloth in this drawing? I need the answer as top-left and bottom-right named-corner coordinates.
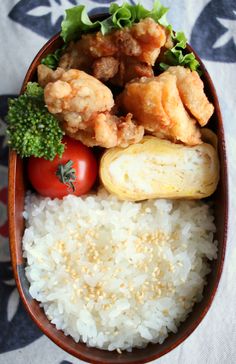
top-left (0, 0), bottom-right (235, 363)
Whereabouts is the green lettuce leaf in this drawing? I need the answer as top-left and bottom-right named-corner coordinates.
top-left (60, 1), bottom-right (170, 42)
top-left (160, 31), bottom-right (200, 72)
top-left (147, 0), bottom-right (169, 26)
top-left (61, 6), bottom-right (100, 42)
top-left (109, 1), bottom-right (169, 28)
top-left (109, 3), bottom-right (137, 29)
top-left (56, 2), bottom-right (200, 73)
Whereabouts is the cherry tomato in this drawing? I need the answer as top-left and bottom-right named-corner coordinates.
top-left (28, 137), bottom-right (98, 198)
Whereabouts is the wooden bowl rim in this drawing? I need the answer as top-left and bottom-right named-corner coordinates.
top-left (8, 17), bottom-right (228, 364)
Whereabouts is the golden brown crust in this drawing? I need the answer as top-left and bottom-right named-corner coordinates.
top-left (42, 67), bottom-right (143, 148)
top-left (58, 18), bottom-right (166, 86)
top-left (120, 71), bottom-right (203, 146)
top-left (166, 66), bottom-right (214, 126)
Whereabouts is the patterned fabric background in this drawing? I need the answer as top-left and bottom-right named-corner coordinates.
top-left (0, 0), bottom-right (235, 363)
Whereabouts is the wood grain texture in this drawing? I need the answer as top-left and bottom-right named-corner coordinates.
top-left (8, 16), bottom-right (228, 364)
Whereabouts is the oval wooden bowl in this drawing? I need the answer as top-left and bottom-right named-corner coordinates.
top-left (8, 16), bottom-right (228, 364)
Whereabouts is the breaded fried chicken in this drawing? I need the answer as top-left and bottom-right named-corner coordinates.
top-left (43, 68), bottom-right (144, 148)
top-left (166, 66), bottom-right (214, 126)
top-left (58, 18), bottom-right (167, 86)
top-left (120, 66), bottom-right (214, 146)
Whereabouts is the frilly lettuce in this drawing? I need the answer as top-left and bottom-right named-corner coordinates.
top-left (109, 1), bottom-right (169, 29)
top-left (61, 1), bottom-right (169, 42)
top-left (50, 1), bottom-right (200, 72)
top-left (160, 31), bottom-right (200, 72)
top-left (61, 5), bottom-right (100, 42)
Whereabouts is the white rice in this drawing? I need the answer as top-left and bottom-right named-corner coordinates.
top-left (22, 190), bottom-right (217, 351)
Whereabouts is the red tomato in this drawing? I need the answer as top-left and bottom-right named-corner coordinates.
top-left (28, 137), bottom-right (97, 198)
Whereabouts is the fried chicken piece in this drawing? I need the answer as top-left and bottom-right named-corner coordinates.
top-left (166, 66), bottom-right (214, 126)
top-left (37, 64), bottom-right (65, 87)
top-left (59, 33), bottom-right (117, 71)
top-left (94, 113), bottom-right (144, 148)
top-left (93, 113), bottom-right (118, 148)
top-left (129, 17), bottom-right (167, 65)
top-left (58, 18), bottom-right (166, 86)
top-left (164, 31), bottom-right (174, 49)
top-left (121, 76), bottom-right (170, 132)
top-left (115, 30), bottom-right (141, 57)
top-left (158, 72), bottom-right (201, 145)
top-left (59, 33), bottom-right (117, 72)
top-left (92, 57), bottom-right (119, 81)
top-left (65, 128), bottom-right (98, 147)
top-left (65, 113), bottom-right (144, 148)
top-left (92, 56), bottom-right (153, 86)
top-left (116, 113), bottom-right (144, 147)
top-left (83, 32), bottom-right (118, 58)
top-left (58, 41), bottom-right (90, 71)
top-left (44, 69), bottom-right (114, 126)
top-left (110, 56), bottom-right (154, 86)
top-left (43, 68), bottom-right (143, 148)
top-left (120, 70), bottom-right (203, 146)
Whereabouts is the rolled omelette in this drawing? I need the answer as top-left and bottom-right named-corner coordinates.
top-left (100, 136), bottom-right (219, 201)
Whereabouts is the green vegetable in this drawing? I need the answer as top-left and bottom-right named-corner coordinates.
top-left (41, 45), bottom-right (66, 70)
top-left (42, 1), bottom-right (199, 72)
top-left (60, 1), bottom-right (200, 72)
top-left (61, 5), bottom-right (100, 42)
top-left (61, 1), bottom-right (169, 42)
top-left (7, 82), bottom-right (65, 160)
top-left (109, 1), bottom-right (169, 29)
top-left (25, 82), bottom-right (44, 97)
top-left (56, 159), bottom-right (76, 192)
top-left (160, 31), bottom-right (200, 72)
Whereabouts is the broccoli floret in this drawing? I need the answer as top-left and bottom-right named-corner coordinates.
top-left (6, 82), bottom-right (65, 160)
top-left (25, 81), bottom-right (44, 98)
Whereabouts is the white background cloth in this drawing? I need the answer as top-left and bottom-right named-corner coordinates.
top-left (0, 0), bottom-right (235, 363)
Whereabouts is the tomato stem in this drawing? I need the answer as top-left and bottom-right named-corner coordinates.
top-left (55, 160), bottom-right (76, 192)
